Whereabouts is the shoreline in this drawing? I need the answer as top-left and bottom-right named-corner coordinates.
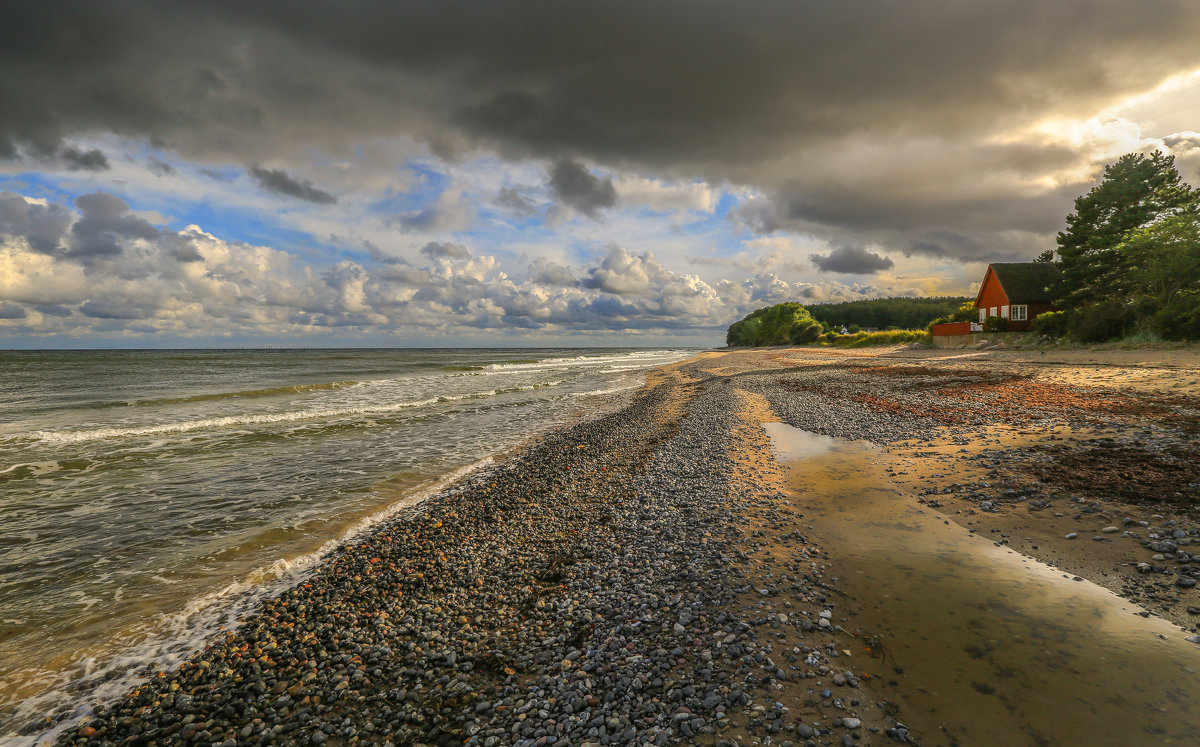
top-left (3, 349), bottom-right (684, 742)
top-left (43, 346), bottom-right (1200, 746)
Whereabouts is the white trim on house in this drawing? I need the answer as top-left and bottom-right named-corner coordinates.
top-left (979, 308), bottom-right (986, 322)
top-left (1001, 305), bottom-right (1009, 318)
top-left (1011, 304), bottom-right (1028, 321)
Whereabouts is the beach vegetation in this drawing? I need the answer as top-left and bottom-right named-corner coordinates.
top-left (1030, 310), bottom-right (1069, 339)
top-left (985, 315), bottom-right (1009, 332)
top-left (726, 302), bottom-right (824, 346)
top-left (727, 302), bottom-right (931, 347)
top-left (926, 300), bottom-right (979, 331)
top-left (828, 329), bottom-right (930, 347)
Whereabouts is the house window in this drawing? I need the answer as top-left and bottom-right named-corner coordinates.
top-left (1001, 305), bottom-right (1009, 318)
top-left (990, 306), bottom-right (997, 318)
top-left (979, 308), bottom-right (986, 323)
top-left (1011, 304), bottom-right (1028, 321)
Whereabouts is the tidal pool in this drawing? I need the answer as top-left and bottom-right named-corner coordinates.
top-left (767, 422), bottom-right (1200, 745)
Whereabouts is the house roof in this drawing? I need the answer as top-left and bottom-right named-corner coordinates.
top-left (983, 262), bottom-right (1059, 305)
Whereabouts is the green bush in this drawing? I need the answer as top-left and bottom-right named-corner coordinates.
top-left (789, 318), bottom-right (824, 344)
top-left (985, 316), bottom-right (1009, 332)
top-left (951, 301), bottom-right (979, 322)
top-left (1153, 296), bottom-right (1200, 340)
top-left (1031, 310), bottom-right (1068, 339)
top-left (1071, 301), bottom-right (1135, 343)
top-left (726, 302), bottom-right (824, 347)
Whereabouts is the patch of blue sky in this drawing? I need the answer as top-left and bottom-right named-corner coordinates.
top-left (377, 160), bottom-right (451, 212)
top-left (686, 190), bottom-right (759, 257)
top-left (0, 172), bottom-right (77, 203)
top-left (0, 164), bottom-right (329, 259)
top-left (454, 216), bottom-right (556, 264)
top-left (164, 198), bottom-right (337, 261)
top-left (684, 190), bottom-right (740, 234)
top-left (364, 183), bottom-right (439, 217)
top-left (472, 202), bottom-right (544, 232)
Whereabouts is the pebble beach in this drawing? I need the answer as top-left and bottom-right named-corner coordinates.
top-left (41, 345), bottom-right (1200, 746)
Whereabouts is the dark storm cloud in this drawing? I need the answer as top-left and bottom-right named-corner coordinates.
top-left (163, 235), bottom-right (205, 262)
top-left (728, 197), bottom-right (782, 234)
top-left (147, 157), bottom-right (176, 176)
top-left (548, 160), bottom-right (616, 219)
top-left (392, 192), bottom-right (472, 233)
top-left (420, 241), bottom-right (471, 260)
top-left (3, 1), bottom-right (1200, 261)
top-left (249, 166), bottom-right (337, 204)
top-left (0, 302), bottom-right (27, 319)
top-left (3, 2), bottom-right (1197, 163)
top-left (0, 191), bottom-right (73, 254)
top-left (363, 240), bottom-right (402, 265)
top-left (79, 299), bottom-right (150, 319)
top-left (59, 146), bottom-right (110, 171)
top-left (527, 257), bottom-right (577, 287)
top-left (494, 186), bottom-right (537, 217)
top-left (69, 192), bottom-right (161, 259)
top-left (34, 304), bottom-right (73, 317)
top-left (810, 245), bottom-right (894, 274)
top-left (906, 240), bottom-right (951, 259)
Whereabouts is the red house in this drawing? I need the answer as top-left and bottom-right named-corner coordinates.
top-left (973, 262), bottom-right (1059, 331)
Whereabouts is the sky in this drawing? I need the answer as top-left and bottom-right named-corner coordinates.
top-left (2, 1), bottom-right (1199, 348)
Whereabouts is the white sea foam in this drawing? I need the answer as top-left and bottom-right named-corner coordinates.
top-left (569, 383), bottom-right (642, 398)
top-left (23, 381), bottom-right (570, 446)
top-left (480, 350), bottom-right (682, 374)
top-left (1, 348), bottom-right (699, 743)
top-left (25, 398), bottom-right (438, 444)
top-left (13, 456), bottom-right (495, 746)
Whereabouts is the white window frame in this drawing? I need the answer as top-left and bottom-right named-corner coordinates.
top-left (1001, 305), bottom-right (1009, 319)
top-left (979, 308), bottom-right (986, 322)
top-left (990, 306), bottom-right (997, 318)
top-left (1011, 304), bottom-right (1028, 321)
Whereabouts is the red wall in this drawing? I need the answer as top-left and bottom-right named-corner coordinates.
top-left (932, 321), bottom-right (972, 336)
top-left (974, 267), bottom-right (1009, 313)
top-left (1009, 303), bottom-right (1056, 331)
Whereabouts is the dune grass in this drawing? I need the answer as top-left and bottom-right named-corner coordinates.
top-left (823, 329), bottom-right (931, 348)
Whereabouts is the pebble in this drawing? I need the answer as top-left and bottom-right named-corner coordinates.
top-left (57, 352), bottom-right (1195, 746)
top-left (55, 371), bottom-right (880, 747)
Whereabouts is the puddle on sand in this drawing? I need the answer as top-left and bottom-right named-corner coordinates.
top-left (766, 422), bottom-right (1200, 746)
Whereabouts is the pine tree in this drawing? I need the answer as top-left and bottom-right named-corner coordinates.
top-left (1054, 151), bottom-right (1196, 308)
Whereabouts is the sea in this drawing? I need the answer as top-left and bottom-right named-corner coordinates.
top-left (0, 347), bottom-right (694, 740)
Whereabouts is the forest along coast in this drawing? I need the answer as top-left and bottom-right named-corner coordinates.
top-left (53, 347), bottom-right (1200, 747)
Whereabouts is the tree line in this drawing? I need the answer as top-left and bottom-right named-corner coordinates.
top-left (725, 296), bottom-right (965, 346)
top-left (807, 296), bottom-right (969, 330)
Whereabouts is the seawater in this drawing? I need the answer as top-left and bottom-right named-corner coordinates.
top-left (0, 347), bottom-right (692, 739)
